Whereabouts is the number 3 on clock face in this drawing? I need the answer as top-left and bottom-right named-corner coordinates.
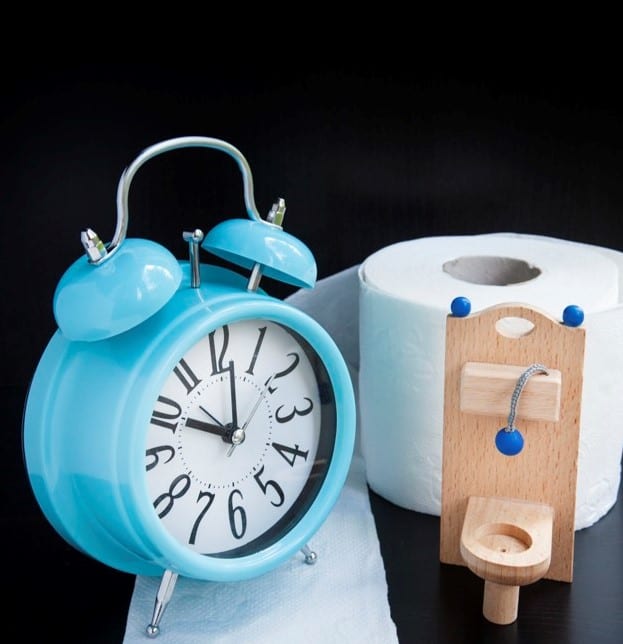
top-left (145, 318), bottom-right (336, 558)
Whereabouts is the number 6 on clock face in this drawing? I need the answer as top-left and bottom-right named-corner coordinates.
top-left (145, 318), bottom-right (336, 558)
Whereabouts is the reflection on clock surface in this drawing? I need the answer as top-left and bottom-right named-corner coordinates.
top-left (145, 319), bottom-right (336, 557)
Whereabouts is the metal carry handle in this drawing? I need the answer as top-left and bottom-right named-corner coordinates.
top-left (88, 136), bottom-right (262, 264)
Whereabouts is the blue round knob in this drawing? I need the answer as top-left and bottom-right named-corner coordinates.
top-left (495, 428), bottom-right (524, 456)
top-left (450, 296), bottom-right (471, 317)
top-left (562, 304), bottom-right (584, 327)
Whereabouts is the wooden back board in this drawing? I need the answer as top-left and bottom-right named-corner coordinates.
top-left (439, 303), bottom-right (585, 582)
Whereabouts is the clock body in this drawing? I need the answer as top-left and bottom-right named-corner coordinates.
top-left (23, 261), bottom-right (356, 582)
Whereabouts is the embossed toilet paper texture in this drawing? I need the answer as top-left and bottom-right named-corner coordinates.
top-left (123, 267), bottom-right (398, 643)
top-left (549, 236), bottom-right (623, 527)
top-left (358, 233), bottom-right (623, 531)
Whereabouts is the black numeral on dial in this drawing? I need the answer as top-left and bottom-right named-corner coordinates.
top-left (145, 445), bottom-right (175, 471)
top-left (228, 489), bottom-right (247, 539)
top-left (151, 396), bottom-right (182, 432)
top-left (246, 326), bottom-right (267, 374)
top-left (189, 490), bottom-right (216, 545)
top-left (253, 465), bottom-right (285, 507)
top-left (272, 442), bottom-right (309, 466)
top-left (173, 358), bottom-right (202, 394)
top-left (154, 474), bottom-right (191, 518)
top-left (209, 325), bottom-right (230, 374)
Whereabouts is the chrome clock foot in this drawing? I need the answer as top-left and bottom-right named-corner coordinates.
top-left (301, 544), bottom-right (317, 565)
top-left (146, 569), bottom-right (179, 638)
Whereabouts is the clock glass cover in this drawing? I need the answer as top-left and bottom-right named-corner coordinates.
top-left (145, 318), bottom-right (336, 558)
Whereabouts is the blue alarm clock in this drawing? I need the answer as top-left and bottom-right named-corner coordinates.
top-left (23, 137), bottom-right (356, 636)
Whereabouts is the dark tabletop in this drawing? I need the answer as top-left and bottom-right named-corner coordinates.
top-left (370, 482), bottom-right (623, 644)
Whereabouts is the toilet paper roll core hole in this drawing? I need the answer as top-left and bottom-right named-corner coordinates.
top-left (442, 256), bottom-right (541, 286)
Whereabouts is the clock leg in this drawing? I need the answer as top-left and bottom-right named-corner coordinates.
top-left (145, 569), bottom-right (179, 638)
top-left (301, 544), bottom-right (318, 565)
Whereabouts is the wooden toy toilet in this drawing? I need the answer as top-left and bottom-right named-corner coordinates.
top-left (460, 496), bottom-right (553, 624)
top-left (439, 302), bottom-right (585, 625)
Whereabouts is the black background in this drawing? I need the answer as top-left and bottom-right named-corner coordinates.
top-left (3, 54), bottom-right (623, 643)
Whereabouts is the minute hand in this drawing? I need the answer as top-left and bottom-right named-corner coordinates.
top-left (227, 374), bottom-right (275, 457)
top-left (228, 360), bottom-right (238, 430)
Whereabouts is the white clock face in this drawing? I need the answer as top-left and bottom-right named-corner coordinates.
top-left (145, 318), bottom-right (336, 557)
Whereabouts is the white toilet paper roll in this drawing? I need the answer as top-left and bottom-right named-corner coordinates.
top-left (359, 232), bottom-right (623, 530)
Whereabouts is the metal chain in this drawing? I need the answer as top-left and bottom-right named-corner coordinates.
top-left (504, 363), bottom-right (549, 432)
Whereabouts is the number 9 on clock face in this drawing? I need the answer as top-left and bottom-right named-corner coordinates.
top-left (145, 318), bottom-right (336, 558)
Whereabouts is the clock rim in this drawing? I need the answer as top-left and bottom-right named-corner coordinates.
top-left (126, 296), bottom-right (356, 581)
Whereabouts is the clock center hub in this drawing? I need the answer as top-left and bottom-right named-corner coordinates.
top-left (230, 428), bottom-right (246, 446)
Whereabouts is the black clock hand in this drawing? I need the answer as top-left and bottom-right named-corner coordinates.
top-left (199, 405), bottom-right (225, 428)
top-left (228, 360), bottom-right (239, 430)
top-left (185, 417), bottom-right (228, 437)
top-left (227, 373), bottom-right (275, 457)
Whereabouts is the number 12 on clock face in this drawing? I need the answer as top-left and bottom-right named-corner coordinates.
top-left (145, 318), bottom-right (337, 559)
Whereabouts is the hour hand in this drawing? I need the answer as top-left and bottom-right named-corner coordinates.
top-left (185, 417), bottom-right (228, 438)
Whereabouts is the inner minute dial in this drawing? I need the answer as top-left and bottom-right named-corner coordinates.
top-left (145, 318), bottom-right (326, 557)
top-left (178, 374), bottom-right (273, 489)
